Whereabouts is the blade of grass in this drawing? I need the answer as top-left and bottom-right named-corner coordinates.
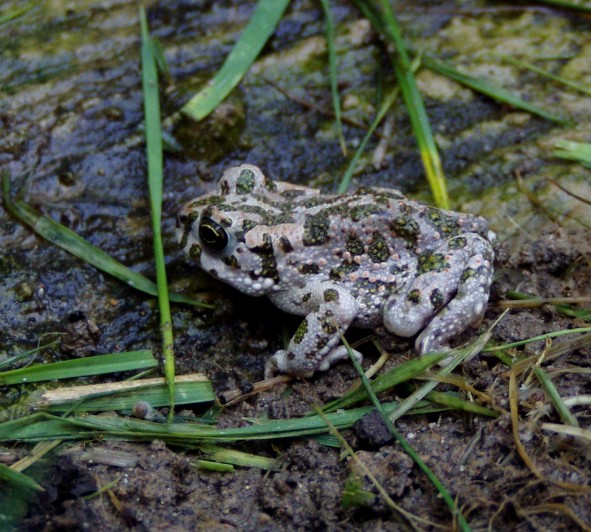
top-left (549, 178), bottom-right (591, 207)
top-left (390, 328), bottom-right (494, 424)
top-left (320, 351), bottom-right (447, 412)
top-left (0, 351), bottom-right (157, 385)
top-left (370, 0), bottom-right (449, 208)
top-left (181, 0), bottom-right (290, 121)
top-left (38, 374), bottom-right (214, 412)
top-left (534, 0), bottom-right (591, 13)
top-left (484, 327), bottom-right (591, 352)
top-left (197, 444), bottom-right (277, 470)
top-left (339, 335), bottom-right (471, 531)
top-left (140, 8), bottom-right (176, 416)
top-left (11, 440), bottom-right (61, 473)
top-left (1, 172), bottom-right (210, 308)
top-left (0, 463), bottom-right (44, 493)
top-left (554, 140), bottom-right (591, 168)
top-left (357, 1), bottom-right (566, 129)
top-left (194, 460), bottom-right (234, 472)
top-left (337, 87), bottom-right (399, 193)
top-left (500, 55), bottom-right (591, 98)
top-left (0, 339), bottom-right (61, 370)
top-left (0, 6), bottom-right (32, 26)
top-left (319, 0), bottom-right (346, 155)
top-left (541, 423), bottom-right (591, 442)
top-left (509, 368), bottom-right (542, 478)
top-left (0, 401), bottom-right (420, 444)
top-left (533, 366), bottom-right (579, 427)
top-left (502, 290), bottom-right (591, 321)
top-left (422, 55), bottom-right (569, 125)
top-left (425, 390), bottom-right (498, 418)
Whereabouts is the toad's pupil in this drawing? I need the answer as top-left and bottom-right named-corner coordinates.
top-left (199, 218), bottom-right (228, 250)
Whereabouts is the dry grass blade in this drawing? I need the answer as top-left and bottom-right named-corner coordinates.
top-left (496, 296), bottom-right (591, 308)
top-left (563, 395), bottom-right (591, 406)
top-left (549, 178), bottom-right (591, 205)
top-left (218, 375), bottom-right (292, 406)
top-left (420, 373), bottom-right (506, 415)
top-left (541, 423), bottom-right (591, 442)
top-left (37, 374), bottom-right (214, 412)
top-left (11, 440), bottom-right (61, 473)
top-left (523, 503), bottom-right (591, 532)
top-left (509, 368), bottom-right (542, 478)
top-left (485, 327), bottom-right (591, 353)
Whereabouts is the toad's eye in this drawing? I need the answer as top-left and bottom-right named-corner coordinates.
top-left (199, 217), bottom-right (228, 251)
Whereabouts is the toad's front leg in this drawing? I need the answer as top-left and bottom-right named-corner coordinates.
top-left (265, 282), bottom-right (360, 378)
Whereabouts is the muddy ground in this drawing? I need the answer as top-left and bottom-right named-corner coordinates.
top-left (1, 1), bottom-right (590, 530)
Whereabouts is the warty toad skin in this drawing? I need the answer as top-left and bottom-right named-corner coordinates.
top-left (177, 164), bottom-right (494, 378)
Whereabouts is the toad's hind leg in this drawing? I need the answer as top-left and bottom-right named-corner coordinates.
top-left (415, 238), bottom-right (494, 354)
top-left (383, 233), bottom-right (493, 354)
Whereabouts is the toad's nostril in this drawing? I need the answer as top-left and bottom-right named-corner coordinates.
top-left (177, 213), bottom-right (188, 228)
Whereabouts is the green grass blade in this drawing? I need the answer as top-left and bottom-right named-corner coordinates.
top-left (140, 7), bottom-right (176, 417)
top-left (181, 0), bottom-right (291, 121)
top-left (554, 140), bottom-right (591, 168)
top-left (533, 366), bottom-right (579, 427)
top-left (0, 6), bottom-right (32, 26)
top-left (0, 340), bottom-right (61, 370)
top-left (0, 463), bottom-right (44, 492)
top-left (320, 351), bottom-right (447, 412)
top-left (357, 0), bottom-right (449, 208)
top-left (319, 0), bottom-right (346, 155)
top-left (195, 460), bottom-right (234, 472)
top-left (0, 402), bottom-right (403, 443)
top-left (197, 444), bottom-right (277, 470)
top-left (376, 0), bottom-right (449, 209)
top-left (534, 0), bottom-right (591, 13)
top-left (337, 87), bottom-right (398, 193)
top-left (422, 55), bottom-right (569, 125)
top-left (0, 376), bottom-right (498, 445)
top-left (501, 55), bottom-right (591, 98)
top-left (1, 172), bottom-right (210, 308)
top-left (390, 334), bottom-right (490, 423)
top-left (426, 390), bottom-right (498, 418)
top-left (0, 351), bottom-right (157, 385)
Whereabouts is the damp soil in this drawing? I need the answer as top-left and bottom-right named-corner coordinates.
top-left (1, 1), bottom-right (590, 530)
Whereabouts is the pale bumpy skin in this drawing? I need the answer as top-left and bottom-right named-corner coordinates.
top-left (176, 164), bottom-right (495, 378)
